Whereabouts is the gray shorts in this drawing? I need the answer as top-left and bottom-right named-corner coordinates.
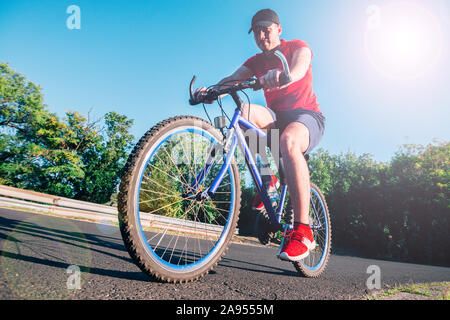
top-left (273, 109), bottom-right (326, 155)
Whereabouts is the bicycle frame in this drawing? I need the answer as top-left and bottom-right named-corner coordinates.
top-left (190, 92), bottom-right (323, 233)
top-left (188, 92), bottom-right (284, 231)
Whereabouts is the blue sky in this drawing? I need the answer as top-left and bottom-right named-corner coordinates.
top-left (1, 0), bottom-right (449, 162)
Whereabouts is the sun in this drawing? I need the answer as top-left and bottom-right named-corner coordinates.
top-left (364, 2), bottom-right (443, 80)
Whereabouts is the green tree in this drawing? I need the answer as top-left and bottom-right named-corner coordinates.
top-left (70, 111), bottom-right (134, 204)
top-left (0, 63), bottom-right (85, 196)
top-left (0, 62), bottom-right (134, 203)
top-left (387, 142), bottom-right (449, 265)
top-left (308, 142), bottom-right (449, 265)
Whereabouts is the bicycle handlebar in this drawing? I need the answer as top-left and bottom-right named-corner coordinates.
top-left (189, 49), bottom-right (292, 106)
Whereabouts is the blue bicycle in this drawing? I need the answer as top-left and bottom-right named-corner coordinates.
top-left (118, 51), bottom-right (331, 283)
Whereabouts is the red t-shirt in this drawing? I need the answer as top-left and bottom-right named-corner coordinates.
top-left (243, 39), bottom-right (321, 113)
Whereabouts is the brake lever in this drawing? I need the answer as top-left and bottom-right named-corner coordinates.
top-left (189, 75), bottom-right (198, 105)
top-left (274, 50), bottom-right (292, 86)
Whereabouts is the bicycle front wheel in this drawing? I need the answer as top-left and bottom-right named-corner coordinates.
top-left (118, 116), bottom-right (241, 283)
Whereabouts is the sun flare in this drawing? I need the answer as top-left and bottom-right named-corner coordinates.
top-left (365, 2), bottom-right (443, 80)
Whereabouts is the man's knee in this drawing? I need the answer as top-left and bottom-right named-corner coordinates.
top-left (241, 103), bottom-right (275, 129)
top-left (241, 103), bottom-right (257, 122)
top-left (280, 123), bottom-right (310, 157)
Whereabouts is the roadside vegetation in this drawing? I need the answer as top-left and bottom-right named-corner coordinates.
top-left (0, 63), bottom-right (134, 204)
top-left (365, 281), bottom-right (450, 300)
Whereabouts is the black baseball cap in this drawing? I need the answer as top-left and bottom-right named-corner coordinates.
top-left (248, 9), bottom-right (280, 34)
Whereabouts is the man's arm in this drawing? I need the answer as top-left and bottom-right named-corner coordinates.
top-left (289, 46), bottom-right (312, 82)
top-left (216, 65), bottom-right (253, 89)
top-left (194, 65), bottom-right (253, 103)
top-left (260, 46), bottom-right (312, 89)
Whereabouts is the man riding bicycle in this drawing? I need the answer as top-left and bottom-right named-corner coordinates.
top-left (195, 9), bottom-right (325, 262)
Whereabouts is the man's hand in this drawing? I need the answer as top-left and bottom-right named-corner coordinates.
top-left (259, 68), bottom-right (283, 91)
top-left (193, 87), bottom-right (214, 104)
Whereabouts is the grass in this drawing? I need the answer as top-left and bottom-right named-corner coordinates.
top-left (366, 281), bottom-right (450, 300)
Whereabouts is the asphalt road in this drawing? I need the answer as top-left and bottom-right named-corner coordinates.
top-left (0, 207), bottom-right (449, 300)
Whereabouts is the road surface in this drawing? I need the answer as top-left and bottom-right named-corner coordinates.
top-left (0, 207), bottom-right (449, 300)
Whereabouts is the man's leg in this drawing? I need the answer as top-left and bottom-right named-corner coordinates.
top-left (241, 103), bottom-right (279, 210)
top-left (241, 103), bottom-right (275, 130)
top-left (279, 122), bottom-right (310, 225)
top-left (241, 103), bottom-right (275, 157)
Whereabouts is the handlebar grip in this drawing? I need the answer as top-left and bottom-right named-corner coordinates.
top-left (189, 98), bottom-right (199, 106)
top-left (189, 94), bottom-right (202, 106)
top-left (274, 50), bottom-right (292, 86)
top-left (252, 79), bottom-right (262, 91)
top-left (189, 89), bottom-right (219, 106)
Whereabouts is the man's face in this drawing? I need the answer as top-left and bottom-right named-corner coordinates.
top-left (253, 23), bottom-right (282, 53)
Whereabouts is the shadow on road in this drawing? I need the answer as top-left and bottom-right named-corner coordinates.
top-left (219, 256), bottom-right (300, 278)
top-left (1, 250), bottom-right (150, 282)
top-left (0, 212), bottom-right (313, 283)
top-left (0, 214), bottom-right (155, 282)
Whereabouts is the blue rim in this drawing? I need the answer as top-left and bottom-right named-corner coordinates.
top-left (136, 127), bottom-right (236, 271)
top-left (301, 186), bottom-right (329, 271)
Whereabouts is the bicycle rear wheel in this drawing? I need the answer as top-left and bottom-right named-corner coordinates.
top-left (293, 182), bottom-right (331, 278)
top-left (118, 116), bottom-right (241, 283)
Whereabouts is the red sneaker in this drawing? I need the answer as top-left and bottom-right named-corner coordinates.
top-left (251, 193), bottom-right (264, 211)
top-left (252, 175), bottom-right (280, 211)
top-left (278, 224), bottom-right (316, 261)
